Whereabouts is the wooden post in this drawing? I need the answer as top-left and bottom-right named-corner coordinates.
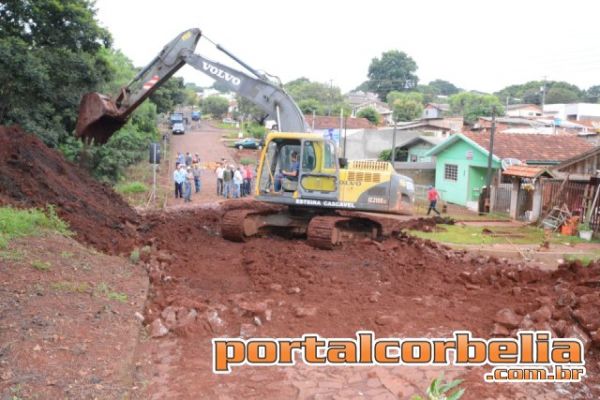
top-left (509, 176), bottom-right (520, 219)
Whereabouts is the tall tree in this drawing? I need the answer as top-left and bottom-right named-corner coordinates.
top-left (149, 77), bottom-right (186, 114)
top-left (428, 79), bottom-right (460, 96)
top-left (495, 80), bottom-right (583, 105)
top-left (366, 50), bottom-right (418, 101)
top-left (449, 92), bottom-right (504, 124)
top-left (585, 85), bottom-right (600, 103)
top-left (202, 95), bottom-right (229, 119)
top-left (0, 0), bottom-right (113, 146)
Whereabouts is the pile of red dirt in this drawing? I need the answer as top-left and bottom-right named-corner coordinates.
top-left (0, 125), bottom-right (138, 254)
top-left (134, 207), bottom-right (599, 398)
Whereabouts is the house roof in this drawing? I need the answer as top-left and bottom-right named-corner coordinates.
top-left (502, 165), bottom-right (555, 179)
top-left (463, 132), bottom-right (593, 163)
top-left (425, 103), bottom-right (450, 111)
top-left (395, 120), bottom-right (452, 131)
top-left (395, 135), bottom-right (444, 149)
top-left (426, 132), bottom-right (594, 164)
top-left (506, 103), bottom-right (541, 111)
top-left (304, 115), bottom-right (375, 130)
top-left (425, 134), bottom-right (501, 162)
top-left (556, 146), bottom-right (600, 171)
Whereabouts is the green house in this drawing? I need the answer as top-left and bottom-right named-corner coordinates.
top-left (425, 134), bottom-right (500, 207)
top-left (426, 132), bottom-right (594, 208)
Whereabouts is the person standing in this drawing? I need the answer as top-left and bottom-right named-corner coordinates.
top-left (222, 165), bottom-right (233, 198)
top-left (185, 152), bottom-right (193, 167)
top-left (427, 185), bottom-right (441, 216)
top-left (183, 167), bottom-right (193, 202)
top-left (173, 163), bottom-right (185, 199)
top-left (243, 165), bottom-right (253, 196)
top-left (233, 167), bottom-right (243, 198)
top-left (177, 152), bottom-right (185, 166)
top-left (216, 163), bottom-right (224, 196)
top-left (192, 161), bottom-right (202, 193)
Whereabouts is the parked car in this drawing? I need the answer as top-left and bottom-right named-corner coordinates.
top-left (234, 138), bottom-right (262, 150)
top-left (172, 122), bottom-right (185, 135)
top-left (169, 112), bottom-right (183, 127)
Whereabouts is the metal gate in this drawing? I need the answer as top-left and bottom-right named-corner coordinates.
top-left (492, 183), bottom-right (511, 214)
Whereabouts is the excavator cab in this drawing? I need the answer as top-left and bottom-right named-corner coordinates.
top-left (256, 133), bottom-right (340, 204)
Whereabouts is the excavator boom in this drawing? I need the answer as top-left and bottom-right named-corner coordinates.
top-left (75, 28), bottom-right (306, 144)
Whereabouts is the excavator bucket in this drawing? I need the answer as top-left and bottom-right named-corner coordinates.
top-left (75, 92), bottom-right (127, 144)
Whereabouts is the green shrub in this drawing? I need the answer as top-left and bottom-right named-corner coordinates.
top-left (116, 181), bottom-right (148, 194)
top-left (0, 206), bottom-right (71, 248)
top-left (240, 158), bottom-right (255, 166)
top-left (245, 122), bottom-right (267, 139)
top-left (129, 248), bottom-right (140, 264)
top-left (31, 260), bottom-right (51, 271)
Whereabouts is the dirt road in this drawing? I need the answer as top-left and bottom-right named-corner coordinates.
top-left (165, 121), bottom-right (233, 207)
top-left (165, 121), bottom-right (259, 208)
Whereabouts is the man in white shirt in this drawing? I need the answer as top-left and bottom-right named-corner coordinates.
top-left (215, 163), bottom-right (224, 196)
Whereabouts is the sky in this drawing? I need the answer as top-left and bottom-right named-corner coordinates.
top-left (94, 0), bottom-right (600, 94)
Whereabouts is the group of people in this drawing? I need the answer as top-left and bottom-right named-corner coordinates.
top-left (173, 152), bottom-right (202, 202)
top-left (215, 160), bottom-right (255, 199)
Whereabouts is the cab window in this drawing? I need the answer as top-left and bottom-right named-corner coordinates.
top-left (302, 142), bottom-right (316, 171)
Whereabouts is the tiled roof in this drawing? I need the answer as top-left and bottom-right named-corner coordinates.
top-left (463, 132), bottom-right (593, 163)
top-left (502, 165), bottom-right (554, 178)
top-left (305, 115), bottom-right (376, 130)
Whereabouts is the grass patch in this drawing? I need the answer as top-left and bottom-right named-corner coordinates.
top-left (240, 158), bottom-right (256, 166)
top-left (0, 205), bottom-right (71, 248)
top-left (409, 225), bottom-right (590, 246)
top-left (31, 260), bottom-right (51, 271)
top-left (60, 251), bottom-right (74, 258)
top-left (115, 181), bottom-right (148, 194)
top-left (563, 253), bottom-right (600, 266)
top-left (0, 249), bottom-right (25, 262)
top-left (95, 282), bottom-right (128, 303)
top-left (51, 281), bottom-right (90, 293)
top-left (129, 248), bottom-right (140, 264)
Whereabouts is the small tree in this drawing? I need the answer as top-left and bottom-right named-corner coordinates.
top-left (202, 95), bottom-right (229, 119)
top-left (298, 98), bottom-right (324, 115)
top-left (449, 92), bottom-right (504, 124)
top-left (357, 107), bottom-right (381, 124)
top-left (392, 98), bottom-right (423, 122)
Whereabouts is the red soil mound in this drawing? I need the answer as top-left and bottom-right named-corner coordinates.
top-left (0, 125), bottom-right (138, 254)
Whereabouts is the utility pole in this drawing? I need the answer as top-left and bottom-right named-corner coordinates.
top-left (391, 120), bottom-right (397, 167)
top-left (485, 106), bottom-right (497, 209)
top-left (541, 76), bottom-right (547, 110)
top-left (328, 79), bottom-right (333, 116)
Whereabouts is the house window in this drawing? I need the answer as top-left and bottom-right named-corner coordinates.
top-left (444, 164), bottom-right (458, 181)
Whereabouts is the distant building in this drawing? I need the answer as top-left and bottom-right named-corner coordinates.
top-left (505, 104), bottom-right (542, 118)
top-left (304, 115), bottom-right (375, 148)
top-left (392, 136), bottom-right (445, 185)
top-left (425, 132), bottom-right (593, 208)
top-left (543, 103), bottom-right (600, 121)
top-left (422, 103), bottom-right (450, 119)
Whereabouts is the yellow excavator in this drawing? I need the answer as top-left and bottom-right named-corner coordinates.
top-left (75, 28), bottom-right (414, 249)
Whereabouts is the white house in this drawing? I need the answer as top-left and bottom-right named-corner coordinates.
top-left (543, 103), bottom-right (600, 121)
top-left (506, 104), bottom-right (542, 118)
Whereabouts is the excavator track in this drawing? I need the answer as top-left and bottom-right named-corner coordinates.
top-left (306, 216), bottom-right (350, 250)
top-left (221, 209), bottom-right (262, 242)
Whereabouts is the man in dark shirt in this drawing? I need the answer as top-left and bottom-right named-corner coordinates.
top-left (275, 151), bottom-right (299, 191)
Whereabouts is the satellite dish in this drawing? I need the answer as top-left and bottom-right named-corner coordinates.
top-left (501, 158), bottom-right (522, 170)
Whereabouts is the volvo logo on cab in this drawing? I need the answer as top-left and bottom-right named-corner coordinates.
top-left (202, 62), bottom-right (241, 86)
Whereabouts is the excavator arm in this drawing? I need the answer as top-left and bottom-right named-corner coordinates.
top-left (76, 28), bottom-right (307, 144)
